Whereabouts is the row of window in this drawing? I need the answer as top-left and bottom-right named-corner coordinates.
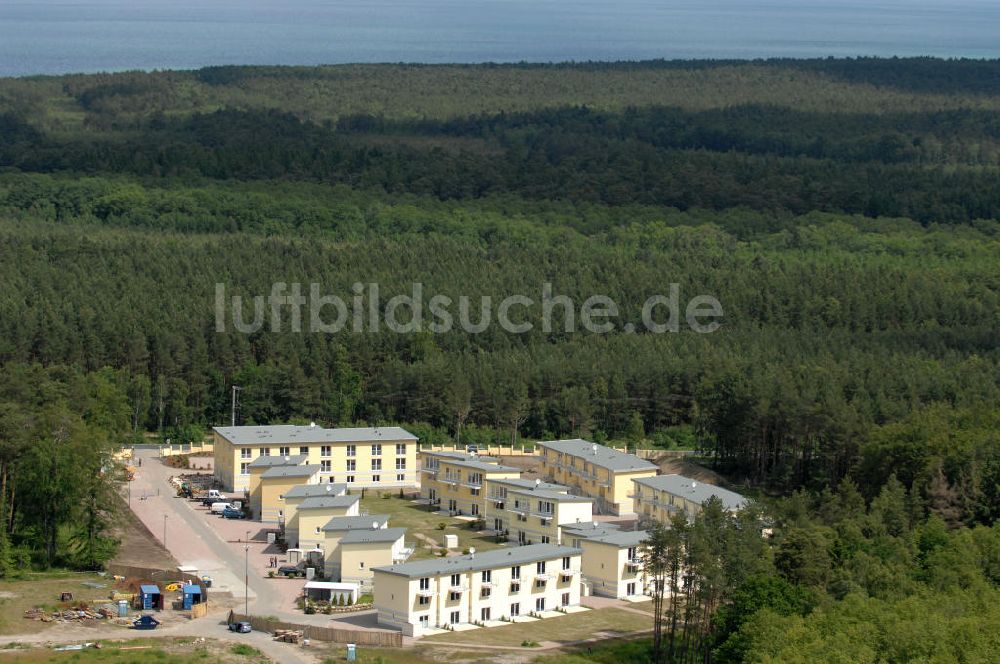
top-left (240, 443), bottom-right (409, 459)
top-left (238, 463), bottom-right (408, 483)
top-left (416, 558), bottom-right (571, 592)
top-left (415, 594), bottom-right (571, 626)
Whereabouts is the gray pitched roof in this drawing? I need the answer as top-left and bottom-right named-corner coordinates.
top-left (284, 484), bottom-right (348, 499)
top-left (508, 487), bottom-right (592, 503)
top-left (492, 478), bottom-right (569, 492)
top-left (562, 522), bottom-right (622, 539)
top-left (296, 495), bottom-right (361, 511)
top-left (633, 474), bottom-right (748, 511)
top-left (247, 454), bottom-right (308, 468)
top-left (580, 530), bottom-right (649, 548)
top-left (339, 527), bottom-right (407, 545)
top-left (443, 457), bottom-right (521, 473)
top-left (322, 514), bottom-right (390, 532)
top-left (537, 439), bottom-right (656, 473)
top-left (214, 425), bottom-right (417, 446)
top-left (261, 464), bottom-right (321, 479)
top-left (373, 544), bottom-right (581, 578)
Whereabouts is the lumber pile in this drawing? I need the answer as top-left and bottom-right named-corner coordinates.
top-left (274, 629), bottom-right (304, 643)
top-left (24, 606), bottom-right (119, 623)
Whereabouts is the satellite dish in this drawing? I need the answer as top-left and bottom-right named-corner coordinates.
top-left (310, 422), bottom-right (316, 428)
top-left (469, 547), bottom-right (476, 558)
top-left (534, 478), bottom-right (541, 487)
top-left (592, 521), bottom-right (598, 528)
top-left (591, 444), bottom-right (598, 455)
top-left (325, 485), bottom-right (332, 492)
top-left (691, 481), bottom-right (697, 488)
top-left (372, 521), bottom-right (379, 530)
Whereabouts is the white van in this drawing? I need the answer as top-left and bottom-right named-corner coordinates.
top-left (210, 502), bottom-right (234, 514)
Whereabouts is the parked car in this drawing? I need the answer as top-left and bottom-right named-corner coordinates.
top-left (210, 502), bottom-right (235, 514)
top-left (466, 444), bottom-right (479, 454)
top-left (221, 507), bottom-right (246, 519)
top-left (228, 621), bottom-right (252, 633)
top-left (132, 615), bottom-right (160, 630)
top-left (277, 565), bottom-right (304, 578)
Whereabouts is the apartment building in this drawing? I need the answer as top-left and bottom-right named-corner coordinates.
top-left (339, 527), bottom-right (409, 587)
top-left (256, 464), bottom-right (321, 524)
top-left (320, 514), bottom-right (389, 579)
top-left (287, 494), bottom-right (361, 550)
top-left (536, 439), bottom-right (657, 515)
top-left (246, 454), bottom-right (307, 519)
top-left (420, 451), bottom-right (521, 517)
top-left (631, 474), bottom-right (748, 522)
top-left (281, 483), bottom-right (347, 536)
top-left (374, 544), bottom-right (583, 636)
top-left (483, 478), bottom-right (594, 545)
top-left (575, 529), bottom-right (649, 599)
top-left (213, 424), bottom-right (418, 492)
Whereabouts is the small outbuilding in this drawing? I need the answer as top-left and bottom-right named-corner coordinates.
top-left (182, 583), bottom-right (204, 610)
top-left (303, 580), bottom-right (358, 605)
top-left (138, 584), bottom-right (163, 611)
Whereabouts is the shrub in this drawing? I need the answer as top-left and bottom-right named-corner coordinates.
top-left (521, 640), bottom-right (541, 648)
top-left (436, 522), bottom-right (447, 530)
top-left (231, 644), bottom-right (261, 656)
top-left (267, 570), bottom-right (275, 578)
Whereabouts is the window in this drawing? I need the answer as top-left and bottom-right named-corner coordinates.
top-left (419, 578), bottom-right (430, 590)
top-left (481, 570), bottom-right (492, 583)
top-left (371, 444), bottom-right (382, 456)
top-left (535, 598), bottom-right (545, 612)
top-left (418, 615), bottom-right (429, 625)
top-left (510, 602), bottom-right (520, 616)
top-left (450, 610), bottom-right (460, 624)
top-left (471, 504), bottom-right (479, 516)
top-left (468, 472), bottom-right (482, 486)
top-left (418, 595), bottom-right (430, 606)
top-left (536, 562), bottom-right (546, 574)
top-left (299, 446), bottom-right (308, 455)
top-left (481, 587), bottom-right (491, 598)
top-left (279, 446), bottom-right (290, 456)
top-left (372, 475), bottom-right (380, 483)
top-left (346, 444), bottom-right (356, 457)
top-left (470, 488), bottom-right (480, 497)
top-left (259, 447), bottom-right (269, 457)
top-left (511, 566), bottom-right (521, 580)
top-left (562, 556), bottom-right (571, 571)
top-left (321, 445), bottom-right (331, 457)
top-left (562, 592), bottom-right (570, 607)
top-left (240, 462), bottom-right (250, 475)
top-left (315, 526), bottom-right (321, 534)
top-left (240, 448), bottom-right (252, 459)
top-left (359, 561), bottom-right (364, 568)
top-left (480, 607), bottom-right (491, 621)
top-left (346, 459), bottom-right (356, 472)
top-left (396, 473), bottom-right (405, 481)
top-left (396, 458), bottom-right (406, 470)
top-left (371, 459), bottom-right (382, 471)
top-left (449, 591), bottom-right (461, 601)
top-left (346, 475), bottom-right (354, 483)
top-left (540, 535), bottom-right (550, 544)
top-left (626, 582), bottom-right (636, 596)
top-left (450, 574), bottom-right (461, 587)
top-left (321, 460), bottom-right (331, 472)
top-left (627, 547), bottom-right (637, 562)
top-left (396, 443), bottom-right (406, 456)
top-left (535, 579), bottom-right (546, 590)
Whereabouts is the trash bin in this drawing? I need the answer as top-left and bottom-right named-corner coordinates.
top-left (117, 600), bottom-right (129, 617)
top-left (347, 644), bottom-right (356, 662)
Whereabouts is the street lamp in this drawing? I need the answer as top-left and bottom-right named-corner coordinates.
top-left (244, 545), bottom-right (250, 616)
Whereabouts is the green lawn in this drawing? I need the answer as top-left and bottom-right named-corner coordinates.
top-left (359, 495), bottom-right (508, 561)
top-left (421, 608), bottom-right (653, 647)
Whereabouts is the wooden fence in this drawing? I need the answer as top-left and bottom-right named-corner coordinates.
top-left (227, 611), bottom-right (403, 647)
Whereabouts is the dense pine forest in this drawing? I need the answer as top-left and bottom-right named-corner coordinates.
top-left (1, 59), bottom-right (998, 660)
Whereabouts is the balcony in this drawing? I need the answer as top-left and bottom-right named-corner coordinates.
top-left (420, 467), bottom-right (439, 474)
top-left (534, 573), bottom-right (550, 582)
top-left (486, 494), bottom-right (506, 503)
top-left (416, 588), bottom-right (436, 597)
top-left (560, 569), bottom-right (580, 579)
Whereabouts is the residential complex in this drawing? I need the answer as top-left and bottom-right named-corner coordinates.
top-left (281, 483), bottom-right (348, 539)
top-left (256, 463), bottom-right (321, 524)
top-left (420, 451), bottom-right (521, 517)
top-left (536, 439), bottom-right (657, 515)
top-left (289, 494), bottom-right (362, 551)
top-left (374, 544), bottom-right (583, 636)
top-left (212, 424), bottom-right (418, 492)
top-left (631, 474), bottom-right (748, 522)
top-left (484, 478), bottom-right (594, 545)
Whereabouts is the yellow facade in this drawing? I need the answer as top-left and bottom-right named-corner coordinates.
top-left (577, 535), bottom-right (648, 599)
top-left (536, 440), bottom-right (657, 515)
top-left (338, 529), bottom-right (407, 586)
top-left (213, 425), bottom-right (419, 493)
top-left (258, 470), bottom-right (319, 524)
top-left (374, 544), bottom-right (583, 637)
top-left (289, 497), bottom-right (362, 551)
top-left (420, 452), bottom-right (521, 517)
